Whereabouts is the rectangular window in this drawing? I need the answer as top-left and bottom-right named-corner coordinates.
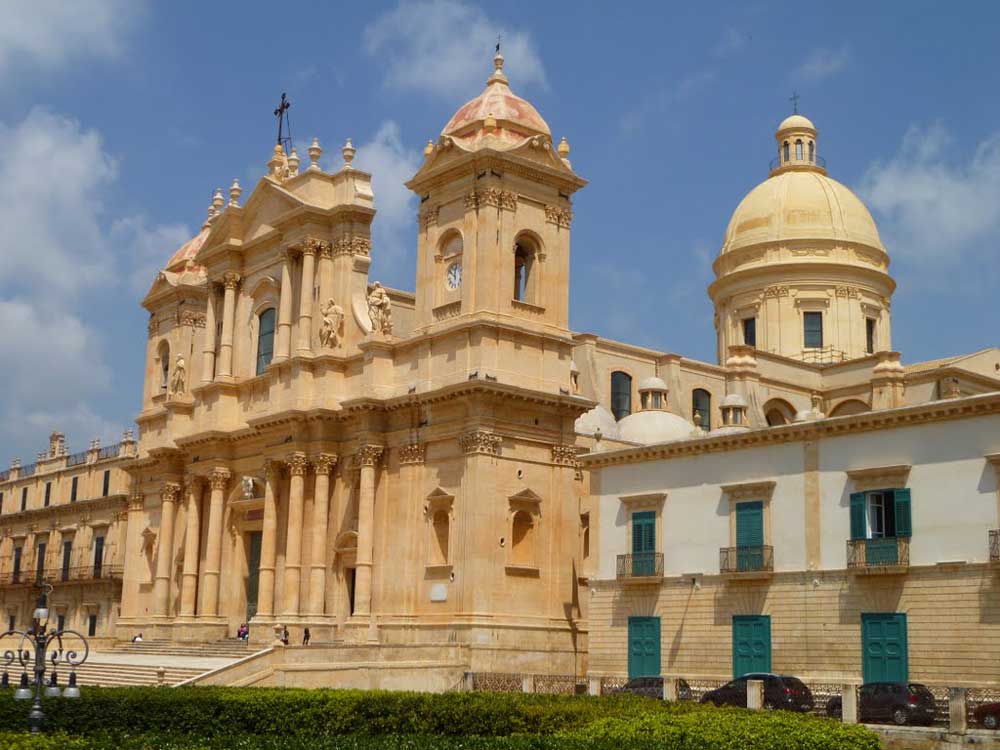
top-left (7, 615), bottom-right (14, 632)
top-left (866, 318), bottom-right (876, 354)
top-left (93, 536), bottom-right (105, 577)
top-left (12, 547), bottom-right (22, 583)
top-left (631, 510), bottom-right (656, 576)
top-left (735, 501), bottom-right (765, 572)
top-left (803, 311), bottom-right (823, 348)
top-left (35, 542), bottom-right (46, 580)
top-left (851, 490), bottom-right (912, 540)
top-left (742, 317), bottom-right (757, 348)
top-left (70, 476), bottom-right (78, 503)
top-left (102, 470), bottom-right (110, 497)
top-left (61, 540), bottom-right (73, 581)
top-left (88, 614), bottom-right (97, 637)
top-left (57, 614), bottom-right (66, 632)
top-left (44, 482), bottom-right (51, 507)
top-left (20, 487), bottom-right (27, 512)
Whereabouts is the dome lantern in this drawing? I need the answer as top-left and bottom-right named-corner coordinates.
top-left (771, 112), bottom-right (823, 175)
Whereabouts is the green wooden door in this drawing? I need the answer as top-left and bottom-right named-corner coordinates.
top-left (632, 511), bottom-right (656, 576)
top-left (628, 616), bottom-right (661, 678)
top-left (736, 501), bottom-right (764, 571)
top-left (862, 613), bottom-right (908, 683)
top-left (245, 531), bottom-right (263, 621)
top-left (733, 615), bottom-right (771, 677)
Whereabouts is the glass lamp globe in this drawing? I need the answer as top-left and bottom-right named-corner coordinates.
top-left (63, 672), bottom-right (80, 699)
top-left (44, 672), bottom-right (60, 698)
top-left (14, 673), bottom-right (32, 700)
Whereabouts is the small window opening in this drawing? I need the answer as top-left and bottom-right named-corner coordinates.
top-left (795, 140), bottom-right (803, 160)
top-left (742, 317), bottom-right (757, 348)
top-left (803, 311), bottom-right (823, 349)
top-left (866, 318), bottom-right (876, 355)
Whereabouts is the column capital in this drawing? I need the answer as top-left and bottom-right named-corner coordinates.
top-left (303, 237), bottom-right (330, 256)
top-left (222, 272), bottom-right (241, 290)
top-left (399, 443), bottom-right (426, 465)
top-left (459, 430), bottom-right (502, 456)
top-left (286, 452), bottom-right (310, 476)
top-left (312, 453), bottom-right (339, 475)
top-left (264, 458), bottom-right (284, 479)
top-left (355, 444), bottom-right (384, 468)
top-left (161, 481), bottom-right (182, 504)
top-left (128, 492), bottom-right (145, 511)
top-left (209, 468), bottom-right (232, 490)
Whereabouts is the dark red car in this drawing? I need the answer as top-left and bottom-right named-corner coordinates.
top-left (973, 702), bottom-right (1000, 730)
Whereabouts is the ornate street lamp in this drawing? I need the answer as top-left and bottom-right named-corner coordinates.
top-left (1, 582), bottom-right (89, 733)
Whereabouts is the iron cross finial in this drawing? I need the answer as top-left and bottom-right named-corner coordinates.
top-left (496, 32), bottom-right (501, 55)
top-left (789, 91), bottom-right (800, 114)
top-left (273, 92), bottom-right (291, 146)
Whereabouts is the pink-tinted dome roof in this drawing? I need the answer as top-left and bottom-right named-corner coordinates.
top-left (164, 226), bottom-right (209, 272)
top-left (441, 53), bottom-right (550, 147)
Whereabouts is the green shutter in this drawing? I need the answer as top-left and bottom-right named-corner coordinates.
top-left (736, 502), bottom-right (764, 547)
top-left (893, 489), bottom-right (912, 538)
top-left (632, 512), bottom-right (656, 554)
top-left (850, 492), bottom-right (867, 540)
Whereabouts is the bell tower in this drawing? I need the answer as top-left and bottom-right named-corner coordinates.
top-left (407, 52), bottom-right (587, 336)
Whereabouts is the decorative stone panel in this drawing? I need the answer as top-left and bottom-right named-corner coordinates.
top-left (544, 205), bottom-right (573, 228)
top-left (399, 444), bottom-right (426, 465)
top-left (459, 431), bottom-right (502, 456)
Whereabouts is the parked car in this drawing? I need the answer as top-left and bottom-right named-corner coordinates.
top-left (825, 682), bottom-right (936, 726)
top-left (699, 673), bottom-right (814, 712)
top-left (971, 702), bottom-right (1000, 730)
top-left (614, 676), bottom-right (693, 701)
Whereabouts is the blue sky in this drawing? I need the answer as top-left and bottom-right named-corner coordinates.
top-left (1, 0), bottom-right (999, 461)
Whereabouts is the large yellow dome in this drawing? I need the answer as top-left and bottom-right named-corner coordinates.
top-left (721, 169), bottom-right (885, 255)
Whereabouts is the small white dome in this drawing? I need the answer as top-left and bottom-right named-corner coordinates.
top-left (575, 404), bottom-right (619, 439)
top-left (638, 376), bottom-right (668, 391)
top-left (721, 393), bottom-right (747, 408)
top-left (618, 410), bottom-right (696, 445)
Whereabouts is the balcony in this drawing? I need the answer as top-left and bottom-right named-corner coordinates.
top-left (847, 538), bottom-right (910, 574)
top-left (616, 553), bottom-right (664, 584)
top-left (719, 545), bottom-right (774, 580)
top-left (0, 565), bottom-right (123, 587)
top-left (990, 529), bottom-right (1000, 564)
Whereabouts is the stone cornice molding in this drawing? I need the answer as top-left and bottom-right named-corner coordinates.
top-left (459, 430), bottom-right (502, 456)
top-left (619, 492), bottom-right (666, 510)
top-left (544, 204), bottom-right (573, 228)
top-left (286, 452), bottom-right (310, 476)
top-left (161, 481), bottom-right (182, 504)
top-left (399, 443), bottom-right (426, 465)
top-left (312, 453), bottom-right (338, 475)
top-left (720, 480), bottom-right (776, 501)
top-left (464, 188), bottom-right (518, 211)
top-left (178, 310), bottom-right (207, 328)
top-left (846, 464), bottom-right (911, 492)
top-left (551, 444), bottom-right (579, 466)
top-left (209, 468), bottom-right (232, 490)
top-left (583, 392), bottom-right (1000, 468)
top-left (333, 235), bottom-right (371, 256)
top-left (128, 492), bottom-right (145, 512)
top-left (355, 444), bottom-right (384, 468)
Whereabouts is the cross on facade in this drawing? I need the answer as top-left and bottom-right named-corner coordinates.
top-left (273, 92), bottom-right (291, 146)
top-left (496, 32), bottom-right (501, 55)
top-left (789, 91), bottom-right (800, 114)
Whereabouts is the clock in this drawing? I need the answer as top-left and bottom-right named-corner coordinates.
top-left (446, 262), bottom-right (462, 290)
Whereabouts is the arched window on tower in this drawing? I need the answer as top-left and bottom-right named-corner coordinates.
top-left (611, 371), bottom-right (632, 421)
top-left (692, 388), bottom-right (711, 431)
top-left (513, 237), bottom-right (537, 303)
top-left (431, 510), bottom-right (449, 565)
top-left (158, 341), bottom-right (170, 391)
top-left (256, 308), bottom-right (276, 376)
top-left (808, 140), bottom-right (815, 162)
top-left (511, 510), bottom-right (535, 566)
top-left (795, 139), bottom-right (803, 160)
top-left (783, 141), bottom-right (790, 162)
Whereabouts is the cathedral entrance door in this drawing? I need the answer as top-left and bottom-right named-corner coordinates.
top-left (345, 567), bottom-right (356, 616)
top-left (245, 531), bottom-right (263, 621)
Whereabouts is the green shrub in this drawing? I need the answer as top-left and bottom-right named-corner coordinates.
top-left (0, 732), bottom-right (92, 750)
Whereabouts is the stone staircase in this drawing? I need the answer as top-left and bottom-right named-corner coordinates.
top-left (111, 638), bottom-right (252, 659)
top-left (69, 661), bottom-right (204, 687)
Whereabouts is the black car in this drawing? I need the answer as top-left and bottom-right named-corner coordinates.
top-left (700, 673), bottom-right (814, 712)
top-left (825, 682), bottom-right (936, 726)
top-left (615, 676), bottom-right (693, 701)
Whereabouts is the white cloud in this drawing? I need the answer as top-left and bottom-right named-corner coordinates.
top-left (350, 121), bottom-right (422, 288)
top-left (113, 215), bottom-right (193, 298)
top-left (793, 45), bottom-right (851, 82)
top-left (861, 124), bottom-right (1000, 273)
top-left (0, 0), bottom-right (145, 83)
top-left (363, 0), bottom-right (546, 99)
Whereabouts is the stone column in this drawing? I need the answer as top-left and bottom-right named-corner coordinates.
top-left (120, 493), bottom-right (145, 619)
top-left (255, 460), bottom-right (281, 619)
top-left (179, 478), bottom-right (204, 617)
top-left (200, 468), bottom-right (230, 617)
top-left (152, 481), bottom-right (182, 617)
top-left (282, 453), bottom-right (309, 617)
top-left (274, 250), bottom-right (294, 362)
top-left (216, 273), bottom-right (240, 379)
top-left (201, 286), bottom-right (217, 383)
top-left (296, 242), bottom-right (316, 354)
top-left (317, 242), bottom-right (334, 319)
top-left (307, 454), bottom-right (337, 616)
top-left (353, 445), bottom-right (383, 618)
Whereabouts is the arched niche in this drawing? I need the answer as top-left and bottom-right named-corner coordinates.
top-left (829, 399), bottom-right (870, 417)
top-left (763, 398), bottom-right (796, 426)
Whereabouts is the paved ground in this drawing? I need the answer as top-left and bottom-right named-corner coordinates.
top-left (89, 650), bottom-right (237, 669)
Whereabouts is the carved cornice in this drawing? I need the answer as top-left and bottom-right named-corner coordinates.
top-left (303, 237), bottom-right (330, 256)
top-left (720, 480), bottom-right (776, 501)
top-left (161, 481), bottom-right (182, 504)
top-left (313, 453), bottom-right (338, 475)
top-left (128, 493), bottom-right (145, 512)
top-left (222, 272), bottom-right (241, 291)
top-left (459, 430), bottom-right (502, 456)
top-left (465, 188), bottom-right (517, 211)
top-left (835, 285), bottom-right (861, 299)
top-left (209, 468), bottom-right (232, 490)
top-left (399, 443), bottom-right (426, 465)
top-left (333, 235), bottom-right (371, 256)
top-left (846, 465), bottom-right (910, 492)
top-left (286, 452), bottom-right (310, 476)
top-left (544, 204), bottom-right (573, 228)
top-left (178, 310), bottom-right (206, 328)
top-left (763, 285), bottom-right (790, 298)
top-left (419, 205), bottom-right (439, 230)
top-left (355, 445), bottom-right (384, 468)
top-left (551, 444), bottom-right (579, 466)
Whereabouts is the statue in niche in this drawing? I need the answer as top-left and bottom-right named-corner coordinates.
top-left (367, 282), bottom-right (393, 335)
top-left (241, 475), bottom-right (255, 501)
top-left (169, 354), bottom-right (186, 395)
top-left (319, 298), bottom-right (344, 347)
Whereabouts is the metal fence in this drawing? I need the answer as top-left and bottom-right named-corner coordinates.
top-left (97, 442), bottom-right (122, 461)
top-left (846, 537), bottom-right (910, 570)
top-left (719, 545), bottom-right (774, 575)
top-left (66, 450), bottom-right (88, 467)
top-left (615, 553), bottom-right (665, 581)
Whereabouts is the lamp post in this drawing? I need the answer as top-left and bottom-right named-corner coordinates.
top-left (1, 582), bottom-right (89, 733)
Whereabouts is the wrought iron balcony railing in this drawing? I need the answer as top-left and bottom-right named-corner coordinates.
top-left (847, 537), bottom-right (910, 570)
top-left (616, 552), bottom-right (664, 581)
top-left (990, 529), bottom-right (1000, 563)
top-left (769, 155), bottom-right (827, 171)
top-left (720, 545), bottom-right (774, 575)
top-left (0, 565), bottom-right (123, 586)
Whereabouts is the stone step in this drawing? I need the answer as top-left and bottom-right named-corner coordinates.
top-left (55, 662), bottom-right (205, 688)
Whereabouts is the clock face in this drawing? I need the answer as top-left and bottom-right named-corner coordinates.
top-left (446, 262), bottom-right (462, 290)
